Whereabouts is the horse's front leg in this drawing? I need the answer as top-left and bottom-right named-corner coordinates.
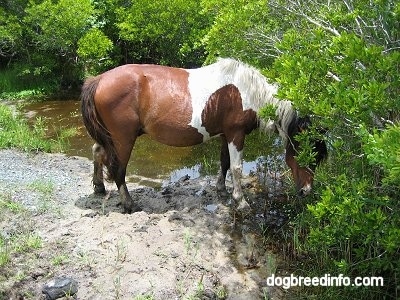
top-left (92, 143), bottom-right (106, 194)
top-left (227, 140), bottom-right (250, 211)
top-left (216, 136), bottom-right (230, 196)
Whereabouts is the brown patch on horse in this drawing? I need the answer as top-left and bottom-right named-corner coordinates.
top-left (125, 65), bottom-right (204, 146)
top-left (201, 84), bottom-right (258, 151)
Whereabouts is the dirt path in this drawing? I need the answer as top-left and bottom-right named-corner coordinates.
top-left (0, 149), bottom-right (285, 299)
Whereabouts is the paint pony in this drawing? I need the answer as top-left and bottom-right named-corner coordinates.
top-left (81, 58), bottom-right (327, 213)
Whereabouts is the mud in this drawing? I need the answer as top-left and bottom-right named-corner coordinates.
top-left (0, 149), bottom-right (288, 299)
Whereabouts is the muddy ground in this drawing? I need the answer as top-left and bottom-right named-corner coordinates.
top-left (0, 149), bottom-right (290, 299)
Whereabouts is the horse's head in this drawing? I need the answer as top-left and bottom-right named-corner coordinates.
top-left (285, 116), bottom-right (327, 197)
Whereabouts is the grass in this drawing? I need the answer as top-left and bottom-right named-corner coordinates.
top-left (28, 179), bottom-right (55, 195)
top-left (0, 103), bottom-right (73, 153)
top-left (12, 232), bottom-right (42, 253)
top-left (51, 253), bottom-right (69, 266)
top-left (0, 195), bottom-right (25, 213)
top-left (28, 179), bottom-right (57, 213)
top-left (0, 191), bottom-right (50, 299)
top-left (178, 230), bottom-right (228, 299)
top-left (0, 237), bottom-right (11, 267)
top-left (0, 196), bottom-right (43, 268)
top-left (133, 294), bottom-right (155, 300)
top-left (0, 66), bottom-right (56, 101)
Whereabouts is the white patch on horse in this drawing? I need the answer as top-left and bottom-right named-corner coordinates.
top-left (228, 142), bottom-right (243, 200)
top-left (187, 58), bottom-right (297, 143)
top-left (187, 65), bottom-right (229, 141)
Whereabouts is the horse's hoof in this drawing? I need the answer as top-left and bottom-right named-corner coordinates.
top-left (236, 199), bottom-right (251, 212)
top-left (217, 189), bottom-right (228, 198)
top-left (93, 184), bottom-right (106, 194)
top-left (123, 204), bottom-right (142, 214)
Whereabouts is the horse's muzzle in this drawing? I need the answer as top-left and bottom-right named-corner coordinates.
top-left (297, 183), bottom-right (312, 197)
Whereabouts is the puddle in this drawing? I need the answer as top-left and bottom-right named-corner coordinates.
top-left (204, 203), bottom-right (218, 213)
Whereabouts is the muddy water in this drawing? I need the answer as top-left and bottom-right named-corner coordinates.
top-left (23, 100), bottom-right (276, 187)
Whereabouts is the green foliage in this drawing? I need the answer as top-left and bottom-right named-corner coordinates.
top-left (303, 172), bottom-right (399, 298)
top-left (293, 130), bottom-right (319, 168)
top-left (116, 0), bottom-right (210, 66)
top-left (22, 0), bottom-right (95, 85)
top-left (360, 124), bottom-right (400, 186)
top-left (0, 6), bottom-right (23, 58)
top-left (77, 27), bottom-right (114, 75)
top-left (201, 0), bottom-right (279, 66)
top-left (271, 30), bottom-right (400, 129)
top-left (1, 0), bottom-right (214, 95)
top-left (77, 28), bottom-right (113, 60)
top-left (0, 66), bottom-right (55, 99)
top-left (24, 0), bottom-right (94, 54)
top-left (258, 104), bottom-right (277, 122)
top-left (258, 2), bottom-right (399, 298)
top-left (0, 104), bottom-right (51, 151)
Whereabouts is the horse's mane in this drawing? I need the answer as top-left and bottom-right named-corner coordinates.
top-left (215, 58), bottom-right (296, 141)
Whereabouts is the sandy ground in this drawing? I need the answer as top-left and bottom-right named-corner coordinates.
top-left (0, 149), bottom-right (287, 299)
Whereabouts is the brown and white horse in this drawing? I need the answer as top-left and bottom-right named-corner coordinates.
top-left (81, 58), bottom-right (327, 213)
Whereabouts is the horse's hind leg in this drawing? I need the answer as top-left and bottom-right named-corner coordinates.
top-left (92, 143), bottom-right (106, 194)
top-left (115, 165), bottom-right (140, 214)
top-left (109, 121), bottom-right (141, 214)
top-left (112, 144), bottom-right (141, 214)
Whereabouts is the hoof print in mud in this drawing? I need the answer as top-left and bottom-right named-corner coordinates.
top-left (42, 277), bottom-right (78, 300)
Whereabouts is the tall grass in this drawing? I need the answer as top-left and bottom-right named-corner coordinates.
top-left (0, 67), bottom-right (49, 100)
top-left (0, 104), bottom-right (71, 152)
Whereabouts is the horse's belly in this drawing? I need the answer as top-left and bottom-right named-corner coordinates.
top-left (144, 121), bottom-right (206, 147)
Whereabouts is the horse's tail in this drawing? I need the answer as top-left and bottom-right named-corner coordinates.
top-left (80, 77), bottom-right (119, 181)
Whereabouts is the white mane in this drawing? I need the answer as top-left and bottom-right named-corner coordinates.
top-left (214, 58), bottom-right (296, 140)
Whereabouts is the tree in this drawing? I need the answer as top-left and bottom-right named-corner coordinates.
top-left (77, 28), bottom-right (114, 75)
top-left (0, 7), bottom-right (22, 62)
top-left (115, 0), bottom-right (210, 67)
top-left (22, 0), bottom-right (96, 87)
top-left (0, 0), bottom-right (27, 66)
top-left (201, 0), bottom-right (282, 66)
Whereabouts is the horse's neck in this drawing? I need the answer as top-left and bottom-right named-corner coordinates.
top-left (189, 61), bottom-right (297, 140)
